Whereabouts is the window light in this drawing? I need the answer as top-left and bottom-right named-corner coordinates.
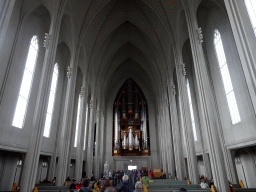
top-left (244, 0), bottom-right (256, 36)
top-left (186, 79), bottom-right (197, 141)
top-left (214, 30), bottom-right (241, 124)
top-left (74, 95), bottom-right (82, 147)
top-left (12, 36), bottom-right (39, 128)
top-left (43, 64), bottom-right (59, 137)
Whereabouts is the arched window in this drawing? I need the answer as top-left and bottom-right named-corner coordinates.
top-left (83, 104), bottom-right (89, 150)
top-left (186, 79), bottom-right (197, 141)
top-left (214, 29), bottom-right (241, 124)
top-left (12, 36), bottom-right (39, 128)
top-left (244, 0), bottom-right (256, 36)
top-left (43, 64), bottom-right (59, 137)
top-left (74, 95), bottom-right (82, 147)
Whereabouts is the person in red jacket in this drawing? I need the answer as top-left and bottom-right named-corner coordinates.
top-left (76, 181), bottom-right (83, 189)
top-left (149, 170), bottom-right (154, 179)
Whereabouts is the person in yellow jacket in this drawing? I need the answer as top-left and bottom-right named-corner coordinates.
top-left (141, 173), bottom-right (149, 188)
top-left (94, 179), bottom-right (101, 190)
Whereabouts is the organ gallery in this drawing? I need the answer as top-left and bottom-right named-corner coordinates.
top-left (113, 79), bottom-right (150, 156)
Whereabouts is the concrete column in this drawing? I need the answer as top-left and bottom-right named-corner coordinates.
top-left (224, 0), bottom-right (256, 115)
top-left (86, 97), bottom-right (96, 177)
top-left (162, 106), bottom-right (169, 174)
top-left (173, 49), bottom-right (199, 184)
top-left (94, 108), bottom-right (101, 177)
top-left (168, 80), bottom-right (185, 180)
top-left (164, 97), bottom-right (175, 178)
top-left (74, 85), bottom-right (87, 181)
top-left (182, 0), bottom-right (230, 190)
top-left (158, 111), bottom-right (165, 171)
top-left (56, 57), bottom-right (78, 185)
top-left (99, 109), bottom-right (105, 174)
top-left (19, 6), bottom-right (62, 192)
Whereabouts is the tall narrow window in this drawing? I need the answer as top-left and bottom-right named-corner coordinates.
top-left (83, 105), bottom-right (89, 150)
top-left (186, 79), bottom-right (197, 141)
top-left (12, 36), bottom-right (39, 128)
top-left (214, 30), bottom-right (241, 124)
top-left (43, 64), bottom-right (59, 137)
top-left (244, 0), bottom-right (256, 36)
top-left (74, 96), bottom-right (82, 147)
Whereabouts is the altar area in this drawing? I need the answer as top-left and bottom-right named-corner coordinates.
top-left (112, 156), bottom-right (151, 171)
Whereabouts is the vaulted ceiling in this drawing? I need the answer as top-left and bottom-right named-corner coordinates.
top-left (59, 0), bottom-right (184, 102)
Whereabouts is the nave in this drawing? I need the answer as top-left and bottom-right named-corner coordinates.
top-left (1, 0), bottom-right (256, 192)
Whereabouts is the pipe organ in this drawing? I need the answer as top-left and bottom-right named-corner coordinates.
top-left (113, 79), bottom-right (150, 156)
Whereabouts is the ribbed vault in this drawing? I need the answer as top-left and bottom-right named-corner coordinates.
top-left (71, 0), bottom-right (179, 102)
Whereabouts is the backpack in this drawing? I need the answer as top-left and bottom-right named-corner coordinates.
top-left (179, 188), bottom-right (187, 192)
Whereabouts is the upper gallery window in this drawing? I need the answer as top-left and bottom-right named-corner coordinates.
top-left (83, 105), bottom-right (89, 150)
top-left (43, 64), bottom-right (59, 137)
top-left (186, 79), bottom-right (197, 141)
top-left (74, 95), bottom-right (82, 147)
top-left (214, 29), bottom-right (241, 124)
top-left (244, 0), bottom-right (256, 36)
top-left (12, 36), bottom-right (39, 128)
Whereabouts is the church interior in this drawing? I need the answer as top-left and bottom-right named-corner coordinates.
top-left (0, 0), bottom-right (256, 191)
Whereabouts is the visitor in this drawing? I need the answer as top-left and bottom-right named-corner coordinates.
top-left (109, 170), bottom-right (113, 180)
top-left (133, 181), bottom-right (143, 192)
top-left (101, 179), bottom-right (111, 192)
top-left (163, 172), bottom-right (166, 179)
top-left (76, 181), bottom-right (83, 189)
top-left (91, 174), bottom-right (96, 181)
top-left (79, 179), bottom-right (92, 192)
top-left (200, 179), bottom-right (209, 189)
top-left (149, 170), bottom-right (154, 179)
top-left (70, 180), bottom-right (77, 190)
top-left (94, 179), bottom-right (101, 190)
top-left (115, 175), bottom-right (133, 192)
top-left (141, 173), bottom-right (149, 188)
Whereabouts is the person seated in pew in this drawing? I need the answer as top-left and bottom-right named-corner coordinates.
top-left (79, 179), bottom-right (92, 192)
top-left (70, 180), bottom-right (77, 189)
top-left (115, 175), bottom-right (133, 192)
top-left (200, 179), bottom-right (209, 189)
top-left (41, 177), bottom-right (51, 183)
top-left (76, 181), bottom-right (83, 189)
top-left (101, 179), bottom-right (111, 192)
top-left (133, 181), bottom-right (143, 192)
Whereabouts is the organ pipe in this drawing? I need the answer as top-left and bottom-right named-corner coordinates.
top-left (128, 127), bottom-right (133, 150)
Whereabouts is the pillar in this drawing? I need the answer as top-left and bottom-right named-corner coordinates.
top-left (74, 85), bottom-right (87, 181)
top-left (20, 4), bottom-right (62, 191)
top-left (168, 79), bottom-right (185, 180)
top-left (56, 57), bottom-right (78, 186)
top-left (182, 0), bottom-right (230, 190)
top-left (173, 47), bottom-right (199, 184)
top-left (86, 97), bottom-right (96, 177)
top-left (164, 96), bottom-right (175, 178)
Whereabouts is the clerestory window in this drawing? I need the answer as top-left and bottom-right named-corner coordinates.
top-left (214, 29), bottom-right (241, 124)
top-left (74, 95), bottom-right (82, 147)
top-left (186, 79), bottom-right (197, 141)
top-left (43, 64), bottom-right (59, 137)
top-left (83, 105), bottom-right (89, 150)
top-left (12, 36), bottom-right (39, 128)
top-left (244, 0), bottom-right (256, 36)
